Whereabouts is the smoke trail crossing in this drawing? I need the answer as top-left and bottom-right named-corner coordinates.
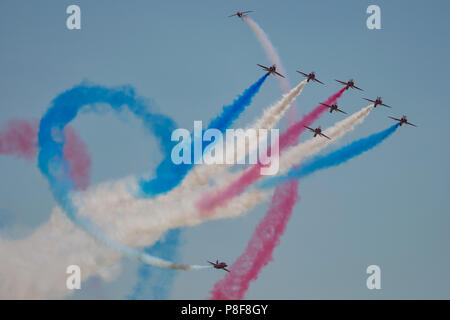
top-left (186, 79), bottom-right (307, 190)
top-left (260, 124), bottom-right (400, 187)
top-left (198, 88), bottom-right (345, 212)
top-left (278, 104), bottom-right (375, 174)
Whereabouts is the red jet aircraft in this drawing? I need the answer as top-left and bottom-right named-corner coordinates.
top-left (208, 260), bottom-right (230, 272)
top-left (297, 71), bottom-right (324, 84)
top-left (335, 79), bottom-right (363, 91)
top-left (388, 115), bottom-right (417, 127)
top-left (363, 97), bottom-right (392, 108)
top-left (320, 102), bottom-right (347, 114)
top-left (304, 126), bottom-right (331, 139)
top-left (257, 64), bottom-right (285, 78)
top-left (228, 10), bottom-right (253, 18)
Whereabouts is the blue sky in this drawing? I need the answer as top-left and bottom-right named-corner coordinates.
top-left (1, 0), bottom-right (449, 299)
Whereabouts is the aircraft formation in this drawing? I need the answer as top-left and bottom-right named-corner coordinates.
top-left (258, 64), bottom-right (417, 139)
top-left (209, 9), bottom-right (417, 273)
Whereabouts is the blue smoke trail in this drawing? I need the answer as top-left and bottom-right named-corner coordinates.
top-left (37, 83), bottom-right (182, 292)
top-left (38, 84), bottom-right (178, 195)
top-left (132, 74), bottom-right (269, 299)
top-left (38, 83), bottom-right (178, 208)
top-left (259, 124), bottom-right (399, 188)
top-left (138, 73), bottom-right (269, 196)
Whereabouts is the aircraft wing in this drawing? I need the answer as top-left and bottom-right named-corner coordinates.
top-left (313, 78), bottom-right (324, 85)
top-left (242, 11), bottom-right (253, 14)
top-left (257, 64), bottom-right (270, 71)
top-left (320, 102), bottom-right (331, 108)
top-left (228, 14), bottom-right (238, 17)
top-left (381, 103), bottom-right (392, 108)
top-left (274, 71), bottom-right (285, 78)
top-left (363, 98), bottom-right (376, 103)
top-left (303, 126), bottom-right (315, 132)
top-left (320, 133), bottom-right (332, 140)
top-left (353, 85), bottom-right (363, 91)
top-left (388, 116), bottom-right (402, 122)
top-left (207, 261), bottom-right (215, 266)
top-left (297, 71), bottom-right (308, 77)
top-left (223, 268), bottom-right (230, 272)
top-left (406, 121), bottom-right (417, 127)
top-left (337, 108), bottom-right (348, 114)
top-left (335, 79), bottom-right (348, 85)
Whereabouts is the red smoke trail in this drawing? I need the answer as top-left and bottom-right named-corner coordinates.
top-left (0, 119), bottom-right (91, 190)
top-left (0, 120), bottom-right (37, 159)
top-left (198, 88), bottom-right (346, 213)
top-left (63, 127), bottom-right (91, 190)
top-left (209, 181), bottom-right (299, 299)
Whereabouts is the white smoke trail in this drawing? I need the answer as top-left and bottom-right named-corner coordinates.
top-left (181, 79), bottom-right (307, 189)
top-left (0, 175), bottom-right (266, 299)
top-left (68, 195), bottom-right (212, 273)
top-left (278, 104), bottom-right (375, 174)
top-left (229, 78), bottom-right (307, 164)
top-left (245, 80), bottom-right (306, 141)
top-left (244, 17), bottom-right (291, 95)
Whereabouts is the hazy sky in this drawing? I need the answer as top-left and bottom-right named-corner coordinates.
top-left (1, 0), bottom-right (449, 299)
